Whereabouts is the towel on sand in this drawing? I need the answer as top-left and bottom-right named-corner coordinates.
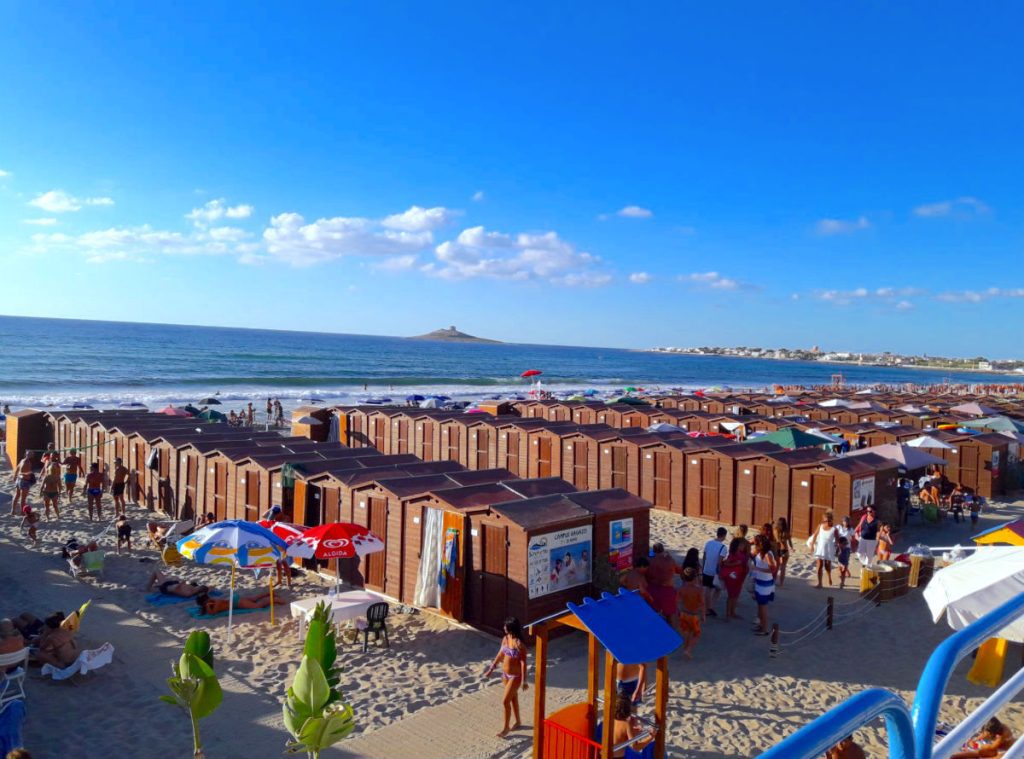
top-left (40, 642), bottom-right (115, 681)
top-left (146, 589), bottom-right (222, 607)
top-left (187, 602), bottom-right (268, 620)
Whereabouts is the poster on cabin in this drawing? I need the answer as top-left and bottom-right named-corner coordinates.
top-left (992, 450), bottom-right (1001, 480)
top-left (609, 518), bottom-right (634, 571)
top-left (527, 525), bottom-right (592, 599)
top-left (852, 477), bottom-right (875, 510)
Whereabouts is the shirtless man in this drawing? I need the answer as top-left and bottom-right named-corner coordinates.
top-left (84, 462), bottom-right (105, 521)
top-left (647, 543), bottom-right (679, 628)
top-left (615, 660), bottom-right (647, 708)
top-left (620, 556), bottom-right (652, 605)
top-left (38, 462), bottom-right (62, 519)
top-left (36, 616), bottom-right (79, 669)
top-left (62, 448), bottom-right (84, 502)
top-left (145, 570), bottom-right (208, 597)
top-left (10, 452), bottom-right (35, 514)
top-left (111, 457), bottom-right (129, 516)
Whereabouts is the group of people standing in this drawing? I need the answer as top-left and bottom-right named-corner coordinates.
top-left (807, 508), bottom-right (893, 589)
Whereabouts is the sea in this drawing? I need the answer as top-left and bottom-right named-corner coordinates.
top-left (0, 315), bottom-right (1017, 413)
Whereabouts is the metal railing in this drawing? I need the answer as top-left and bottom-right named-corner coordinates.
top-left (758, 590), bottom-right (1024, 759)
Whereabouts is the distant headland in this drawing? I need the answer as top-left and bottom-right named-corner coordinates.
top-left (409, 325), bottom-right (502, 344)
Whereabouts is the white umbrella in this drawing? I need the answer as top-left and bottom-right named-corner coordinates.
top-left (294, 415), bottom-right (323, 425)
top-left (647, 422), bottom-right (682, 433)
top-left (923, 547), bottom-right (1024, 642)
top-left (847, 443), bottom-right (948, 470)
top-left (905, 435), bottom-right (956, 451)
top-left (804, 428), bottom-right (845, 445)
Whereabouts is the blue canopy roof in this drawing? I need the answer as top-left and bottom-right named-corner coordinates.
top-left (566, 590), bottom-right (682, 665)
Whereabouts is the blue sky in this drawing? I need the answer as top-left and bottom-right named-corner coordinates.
top-left (0, 2), bottom-right (1021, 355)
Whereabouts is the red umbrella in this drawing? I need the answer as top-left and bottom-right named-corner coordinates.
top-left (521, 369), bottom-right (542, 378)
top-left (257, 519), bottom-right (307, 547)
top-left (159, 405), bottom-right (193, 417)
top-left (288, 522), bottom-right (384, 560)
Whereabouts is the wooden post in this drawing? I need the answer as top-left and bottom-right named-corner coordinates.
top-left (655, 656), bottom-right (669, 759)
top-left (769, 623), bottom-right (780, 658)
top-left (587, 632), bottom-right (599, 707)
top-left (532, 623), bottom-right (548, 759)
top-left (602, 650), bottom-right (615, 759)
top-left (826, 596), bottom-right (834, 631)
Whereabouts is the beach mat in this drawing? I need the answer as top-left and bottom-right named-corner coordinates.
top-left (967, 637), bottom-right (1007, 687)
top-left (187, 603), bottom-right (267, 621)
top-left (146, 589), bottom-right (222, 607)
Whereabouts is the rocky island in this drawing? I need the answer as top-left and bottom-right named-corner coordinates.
top-left (409, 325), bottom-right (502, 344)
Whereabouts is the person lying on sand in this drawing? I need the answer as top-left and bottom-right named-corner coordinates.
top-left (35, 615), bottom-right (79, 669)
top-left (61, 538), bottom-right (100, 568)
top-left (952, 717), bottom-right (1015, 759)
top-left (145, 570), bottom-right (208, 597)
top-left (195, 591), bottom-right (281, 616)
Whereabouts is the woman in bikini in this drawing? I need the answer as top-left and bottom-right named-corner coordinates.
top-left (484, 616), bottom-right (528, 738)
top-left (774, 517), bottom-right (794, 587)
top-left (195, 590), bottom-right (280, 616)
top-left (145, 570), bottom-right (208, 598)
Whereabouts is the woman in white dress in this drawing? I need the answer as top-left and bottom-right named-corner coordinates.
top-left (810, 512), bottom-right (839, 588)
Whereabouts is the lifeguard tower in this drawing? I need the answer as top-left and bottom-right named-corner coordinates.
top-left (530, 590), bottom-right (683, 759)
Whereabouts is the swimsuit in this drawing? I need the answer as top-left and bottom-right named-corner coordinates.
top-left (117, 523), bottom-right (132, 540)
top-left (18, 477), bottom-right (33, 490)
top-left (158, 580), bottom-right (178, 594)
top-left (88, 487), bottom-right (102, 497)
top-left (43, 491), bottom-right (59, 500)
top-left (112, 482), bottom-right (126, 497)
top-left (64, 473), bottom-right (77, 484)
top-left (617, 678), bottom-right (642, 704)
top-left (500, 642), bottom-right (522, 681)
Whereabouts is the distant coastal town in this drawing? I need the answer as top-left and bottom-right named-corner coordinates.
top-left (647, 345), bottom-right (1024, 374)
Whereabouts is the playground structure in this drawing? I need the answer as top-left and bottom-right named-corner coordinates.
top-left (530, 590), bottom-right (683, 759)
top-left (758, 591), bottom-right (1024, 759)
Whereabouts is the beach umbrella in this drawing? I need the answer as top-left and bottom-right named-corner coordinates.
top-left (521, 369), bottom-right (542, 378)
top-left (198, 409), bottom-right (227, 423)
top-left (960, 416), bottom-right (1024, 434)
top-left (71, 402), bottom-right (94, 409)
top-left (118, 401), bottom-right (148, 409)
top-left (294, 415), bottom-right (323, 425)
top-left (583, 389), bottom-right (599, 397)
top-left (847, 443), bottom-right (947, 471)
top-left (740, 428), bottom-right (830, 451)
top-left (420, 398), bottom-right (439, 408)
top-left (972, 519), bottom-right (1024, 547)
top-left (648, 422), bottom-right (682, 433)
top-left (178, 520), bottom-right (289, 636)
top-left (905, 435), bottom-right (957, 451)
top-left (289, 522), bottom-right (385, 591)
top-left (923, 547), bottom-right (1024, 642)
top-left (624, 386), bottom-right (638, 393)
top-left (196, 397), bottom-right (222, 406)
top-left (159, 405), bottom-right (193, 417)
top-left (257, 519), bottom-right (308, 548)
top-left (406, 394), bottom-right (425, 402)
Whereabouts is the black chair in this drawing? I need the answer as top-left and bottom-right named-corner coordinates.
top-left (362, 602), bottom-right (390, 652)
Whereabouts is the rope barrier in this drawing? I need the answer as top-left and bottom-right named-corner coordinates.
top-left (777, 605), bottom-right (830, 637)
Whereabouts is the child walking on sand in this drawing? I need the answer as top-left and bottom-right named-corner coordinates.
top-left (484, 617), bottom-right (528, 738)
top-left (677, 567), bottom-right (705, 659)
top-left (836, 536), bottom-right (851, 589)
top-left (21, 506), bottom-right (40, 544)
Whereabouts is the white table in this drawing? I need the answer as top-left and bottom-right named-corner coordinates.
top-left (290, 590), bottom-right (383, 636)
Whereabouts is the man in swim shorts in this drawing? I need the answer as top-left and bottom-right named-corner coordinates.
top-left (62, 448), bottom-right (84, 502)
top-left (111, 457), bottom-right (129, 516)
top-left (615, 660), bottom-right (647, 709)
top-left (10, 452), bottom-right (36, 514)
top-left (84, 462), bottom-right (105, 521)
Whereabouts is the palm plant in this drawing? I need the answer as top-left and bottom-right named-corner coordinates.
top-left (160, 630), bottom-right (223, 758)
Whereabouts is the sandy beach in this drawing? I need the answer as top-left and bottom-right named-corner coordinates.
top-left (2, 459), bottom-right (1023, 758)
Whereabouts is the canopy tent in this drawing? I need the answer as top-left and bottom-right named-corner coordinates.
top-left (923, 547), bottom-right (1024, 643)
top-left (647, 422), bottom-right (682, 433)
top-left (959, 416), bottom-right (1024, 434)
top-left (905, 435), bottom-right (957, 451)
top-left (741, 428), bottom-right (829, 450)
top-left (951, 402), bottom-right (1000, 417)
top-left (803, 428), bottom-right (845, 445)
top-left (973, 519), bottom-right (1024, 547)
top-left (847, 443), bottom-right (948, 471)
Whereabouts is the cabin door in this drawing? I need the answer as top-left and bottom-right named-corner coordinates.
top-left (505, 432), bottom-right (520, 476)
top-left (396, 420), bottom-right (409, 454)
top-left (610, 447), bottom-right (628, 489)
top-left (372, 418), bottom-right (386, 452)
top-left (183, 456), bottom-right (198, 520)
top-left (474, 428), bottom-right (490, 470)
top-left (365, 498), bottom-right (388, 591)
top-left (572, 442), bottom-right (589, 489)
top-left (700, 459), bottom-right (719, 519)
top-left (753, 465), bottom-right (774, 526)
top-left (421, 424), bottom-right (434, 461)
top-left (213, 461), bottom-right (229, 521)
top-left (480, 524), bottom-right (508, 633)
top-left (537, 437), bottom-right (553, 477)
top-left (653, 452), bottom-right (672, 510)
top-left (960, 446), bottom-right (980, 491)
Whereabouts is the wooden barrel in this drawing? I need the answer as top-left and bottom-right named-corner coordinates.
top-left (860, 565), bottom-right (879, 596)
top-left (873, 563), bottom-right (896, 602)
top-left (877, 560), bottom-right (909, 600)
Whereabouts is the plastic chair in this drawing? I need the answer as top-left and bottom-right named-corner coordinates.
top-left (362, 602), bottom-right (390, 652)
top-left (69, 550), bottom-right (105, 578)
top-left (0, 649), bottom-right (29, 709)
top-left (161, 544), bottom-right (183, 567)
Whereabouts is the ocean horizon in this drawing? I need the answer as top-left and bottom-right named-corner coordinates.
top-left (0, 313), bottom-right (1017, 412)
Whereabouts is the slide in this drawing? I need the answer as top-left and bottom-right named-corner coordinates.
top-left (967, 638), bottom-right (1008, 688)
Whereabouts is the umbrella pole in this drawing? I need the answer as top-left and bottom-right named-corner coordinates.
top-left (228, 564), bottom-right (236, 642)
top-left (269, 574), bottom-right (275, 625)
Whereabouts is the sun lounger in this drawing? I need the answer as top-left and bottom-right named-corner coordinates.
top-left (0, 648), bottom-right (29, 709)
top-left (148, 519), bottom-right (194, 551)
top-left (40, 642), bottom-right (114, 681)
top-left (69, 550), bottom-right (105, 579)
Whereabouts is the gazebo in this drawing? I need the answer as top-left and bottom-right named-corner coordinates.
top-left (530, 590), bottom-right (682, 758)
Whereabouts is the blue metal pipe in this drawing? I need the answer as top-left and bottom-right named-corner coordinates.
top-left (912, 592), bottom-right (1024, 759)
top-left (758, 689), bottom-right (915, 759)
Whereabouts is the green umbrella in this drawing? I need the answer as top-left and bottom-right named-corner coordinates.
top-left (743, 428), bottom-right (830, 450)
top-left (614, 396), bottom-right (650, 405)
top-left (624, 386), bottom-right (638, 393)
top-left (197, 409), bottom-right (228, 422)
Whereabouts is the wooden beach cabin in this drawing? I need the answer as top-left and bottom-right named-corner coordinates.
top-left (787, 452), bottom-right (899, 538)
top-left (682, 441), bottom-right (783, 524)
top-left (945, 432), bottom-right (1010, 498)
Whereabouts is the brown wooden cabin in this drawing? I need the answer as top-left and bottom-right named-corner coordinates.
top-left (733, 448), bottom-right (831, 529)
top-left (683, 441), bottom-right (784, 524)
top-left (643, 409), bottom-right (690, 428)
top-left (544, 402), bottom-right (576, 423)
top-left (595, 404), bottom-right (637, 428)
top-left (823, 408), bottom-right (863, 426)
top-left (289, 405), bottom-right (333, 441)
top-left (475, 401), bottom-right (515, 416)
top-left (407, 411), bottom-right (461, 461)
top-left (516, 400), bottom-right (556, 419)
top-left (468, 494), bottom-right (595, 633)
top-left (232, 446), bottom-right (357, 522)
top-left (523, 423), bottom-right (578, 479)
top-left (492, 419), bottom-right (554, 478)
top-left (848, 424), bottom-right (921, 448)
top-left (464, 416), bottom-right (512, 470)
top-left (364, 409), bottom-right (403, 454)
top-left (332, 406), bottom-right (387, 448)
top-left (944, 433), bottom-right (1010, 498)
top-left (174, 436), bottom-right (287, 519)
top-left (617, 407), bottom-right (655, 430)
top-left (570, 402), bottom-right (608, 425)
top-left (671, 411), bottom-right (719, 434)
top-left (699, 396), bottom-right (754, 416)
top-left (4, 409), bottom-right (51, 468)
top-left (555, 425), bottom-right (625, 491)
top-left (566, 488), bottom-right (652, 575)
top-left (787, 453), bottom-right (899, 539)
top-left (636, 437), bottom-right (704, 515)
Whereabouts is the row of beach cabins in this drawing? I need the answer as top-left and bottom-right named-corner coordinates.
top-left (3, 388), bottom-right (1021, 633)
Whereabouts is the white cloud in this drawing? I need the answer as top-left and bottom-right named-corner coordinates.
top-left (374, 254), bottom-right (420, 272)
top-left (27, 223), bottom-right (255, 264)
top-left (896, 300), bottom-right (914, 311)
top-left (23, 218), bottom-right (57, 226)
top-left (29, 189), bottom-right (114, 213)
top-left (913, 196), bottom-right (989, 218)
top-left (682, 271), bottom-right (743, 291)
top-left (936, 287), bottom-right (1024, 304)
top-left (263, 212), bottom-right (433, 267)
top-left (425, 225), bottom-right (610, 286)
top-left (815, 286), bottom-right (923, 307)
top-left (0, 169), bottom-right (10, 178)
top-left (207, 226), bottom-right (248, 242)
top-left (616, 205), bottom-right (653, 219)
top-left (471, 190), bottom-right (485, 202)
top-left (186, 198), bottom-right (254, 226)
top-left (381, 205), bottom-right (458, 232)
top-left (629, 272), bottom-right (652, 284)
top-left (815, 216), bottom-right (870, 236)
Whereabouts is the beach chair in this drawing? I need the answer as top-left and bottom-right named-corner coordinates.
top-left (70, 550), bottom-right (105, 579)
top-left (147, 519), bottom-right (194, 551)
top-left (362, 602), bottom-right (390, 652)
top-left (0, 648), bottom-right (29, 709)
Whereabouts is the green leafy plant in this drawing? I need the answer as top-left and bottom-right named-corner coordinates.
top-left (283, 601), bottom-right (356, 757)
top-left (160, 630), bottom-right (223, 758)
